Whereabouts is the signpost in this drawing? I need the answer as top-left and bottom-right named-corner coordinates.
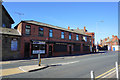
top-left (32, 41), bottom-right (46, 66)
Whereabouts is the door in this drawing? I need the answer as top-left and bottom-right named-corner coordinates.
top-left (69, 46), bottom-right (72, 54)
top-left (113, 47), bottom-right (115, 51)
top-left (24, 43), bottom-right (30, 58)
top-left (49, 45), bottom-right (52, 57)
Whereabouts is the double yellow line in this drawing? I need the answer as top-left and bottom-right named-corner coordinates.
top-left (95, 65), bottom-right (120, 79)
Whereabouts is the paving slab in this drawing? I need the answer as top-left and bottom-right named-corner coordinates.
top-left (19, 64), bottom-right (47, 72)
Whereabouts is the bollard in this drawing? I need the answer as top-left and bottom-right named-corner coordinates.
top-left (115, 62), bottom-right (119, 80)
top-left (38, 54), bottom-right (41, 66)
top-left (91, 70), bottom-right (95, 80)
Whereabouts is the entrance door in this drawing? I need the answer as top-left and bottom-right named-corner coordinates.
top-left (24, 43), bottom-right (30, 58)
top-left (49, 45), bottom-right (52, 57)
top-left (69, 46), bottom-right (72, 54)
top-left (113, 47), bottom-right (115, 51)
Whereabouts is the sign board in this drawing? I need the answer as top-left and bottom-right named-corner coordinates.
top-left (32, 50), bottom-right (45, 54)
top-left (33, 41), bottom-right (45, 44)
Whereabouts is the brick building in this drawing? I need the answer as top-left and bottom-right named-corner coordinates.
top-left (72, 26), bottom-right (95, 52)
top-left (100, 35), bottom-right (120, 51)
top-left (1, 5), bottom-right (21, 60)
top-left (15, 20), bottom-right (92, 58)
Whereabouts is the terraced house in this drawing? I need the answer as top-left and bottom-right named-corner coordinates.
top-left (100, 35), bottom-right (120, 51)
top-left (15, 20), bottom-right (93, 59)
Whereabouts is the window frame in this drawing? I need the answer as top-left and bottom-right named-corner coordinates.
top-left (76, 34), bottom-right (79, 40)
top-left (61, 32), bottom-right (64, 39)
top-left (49, 29), bottom-right (53, 38)
top-left (38, 27), bottom-right (44, 36)
top-left (25, 25), bottom-right (31, 35)
top-left (69, 33), bottom-right (72, 40)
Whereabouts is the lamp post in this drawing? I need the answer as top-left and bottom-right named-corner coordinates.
top-left (95, 20), bottom-right (104, 52)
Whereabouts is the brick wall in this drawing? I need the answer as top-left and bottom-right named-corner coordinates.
top-left (16, 22), bottom-right (91, 58)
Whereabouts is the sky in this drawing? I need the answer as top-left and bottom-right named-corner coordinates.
top-left (2, 2), bottom-right (118, 44)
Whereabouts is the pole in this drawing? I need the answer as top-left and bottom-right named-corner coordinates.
top-left (91, 70), bottom-right (95, 80)
top-left (115, 62), bottom-right (119, 80)
top-left (38, 54), bottom-right (41, 66)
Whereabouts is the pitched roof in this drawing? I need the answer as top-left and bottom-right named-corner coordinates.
top-left (106, 38), bottom-right (113, 43)
top-left (15, 20), bottom-right (90, 36)
top-left (2, 5), bottom-right (14, 24)
top-left (72, 29), bottom-right (86, 34)
top-left (0, 27), bottom-right (21, 36)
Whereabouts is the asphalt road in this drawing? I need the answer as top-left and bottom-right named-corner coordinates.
top-left (2, 51), bottom-right (118, 78)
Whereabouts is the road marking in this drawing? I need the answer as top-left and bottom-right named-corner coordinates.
top-left (49, 61), bottom-right (79, 66)
top-left (102, 70), bottom-right (116, 78)
top-left (96, 65), bottom-right (120, 79)
top-left (1, 68), bottom-right (24, 76)
top-left (95, 67), bottom-right (115, 79)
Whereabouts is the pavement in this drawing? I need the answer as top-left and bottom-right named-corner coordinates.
top-left (1, 51), bottom-right (119, 78)
top-left (19, 64), bottom-right (47, 72)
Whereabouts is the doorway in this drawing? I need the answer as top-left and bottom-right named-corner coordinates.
top-left (49, 45), bottom-right (52, 57)
top-left (24, 43), bottom-right (30, 58)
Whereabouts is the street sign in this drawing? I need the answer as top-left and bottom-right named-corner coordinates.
top-left (32, 50), bottom-right (45, 54)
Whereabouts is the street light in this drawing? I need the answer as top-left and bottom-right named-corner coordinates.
top-left (95, 20), bottom-right (104, 52)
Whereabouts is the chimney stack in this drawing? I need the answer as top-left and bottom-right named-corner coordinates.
top-left (68, 26), bottom-right (70, 30)
top-left (112, 35), bottom-right (114, 38)
top-left (108, 37), bottom-right (109, 39)
top-left (77, 27), bottom-right (79, 30)
top-left (84, 26), bottom-right (86, 32)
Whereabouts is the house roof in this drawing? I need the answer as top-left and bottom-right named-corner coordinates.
top-left (2, 5), bottom-right (14, 24)
top-left (72, 29), bottom-right (85, 34)
top-left (0, 27), bottom-right (21, 36)
top-left (15, 20), bottom-right (90, 36)
top-left (106, 38), bottom-right (113, 43)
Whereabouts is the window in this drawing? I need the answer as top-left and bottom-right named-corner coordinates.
top-left (2, 24), bottom-right (6, 27)
top-left (83, 36), bottom-right (87, 42)
top-left (74, 45), bottom-right (80, 51)
top-left (90, 38), bottom-right (91, 43)
top-left (69, 33), bottom-right (71, 40)
top-left (38, 27), bottom-right (44, 36)
top-left (76, 34), bottom-right (79, 40)
top-left (49, 29), bottom-right (53, 37)
top-left (11, 39), bottom-right (18, 51)
top-left (25, 25), bottom-right (31, 35)
top-left (54, 44), bottom-right (67, 52)
top-left (61, 32), bottom-right (64, 39)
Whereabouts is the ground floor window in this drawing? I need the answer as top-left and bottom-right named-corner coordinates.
top-left (11, 39), bottom-right (18, 51)
top-left (74, 45), bottom-right (80, 51)
top-left (83, 45), bottom-right (89, 51)
top-left (53, 44), bottom-right (67, 52)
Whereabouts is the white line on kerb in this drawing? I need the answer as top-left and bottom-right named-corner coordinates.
top-left (18, 67), bottom-right (27, 72)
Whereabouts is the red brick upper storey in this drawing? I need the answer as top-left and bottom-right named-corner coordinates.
top-left (14, 20), bottom-right (91, 44)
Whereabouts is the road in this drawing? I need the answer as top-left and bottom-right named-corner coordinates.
top-left (1, 51), bottom-right (118, 78)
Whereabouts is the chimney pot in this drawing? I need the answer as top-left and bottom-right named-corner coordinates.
top-left (68, 26), bottom-right (70, 30)
top-left (112, 35), bottom-right (114, 38)
top-left (84, 26), bottom-right (86, 32)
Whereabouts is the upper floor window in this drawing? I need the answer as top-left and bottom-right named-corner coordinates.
top-left (76, 34), bottom-right (79, 40)
top-left (83, 36), bottom-right (87, 42)
top-left (69, 33), bottom-right (71, 40)
top-left (49, 29), bottom-right (53, 38)
top-left (90, 38), bottom-right (91, 42)
top-left (61, 32), bottom-right (64, 39)
top-left (39, 27), bottom-right (44, 36)
top-left (25, 25), bottom-right (31, 35)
